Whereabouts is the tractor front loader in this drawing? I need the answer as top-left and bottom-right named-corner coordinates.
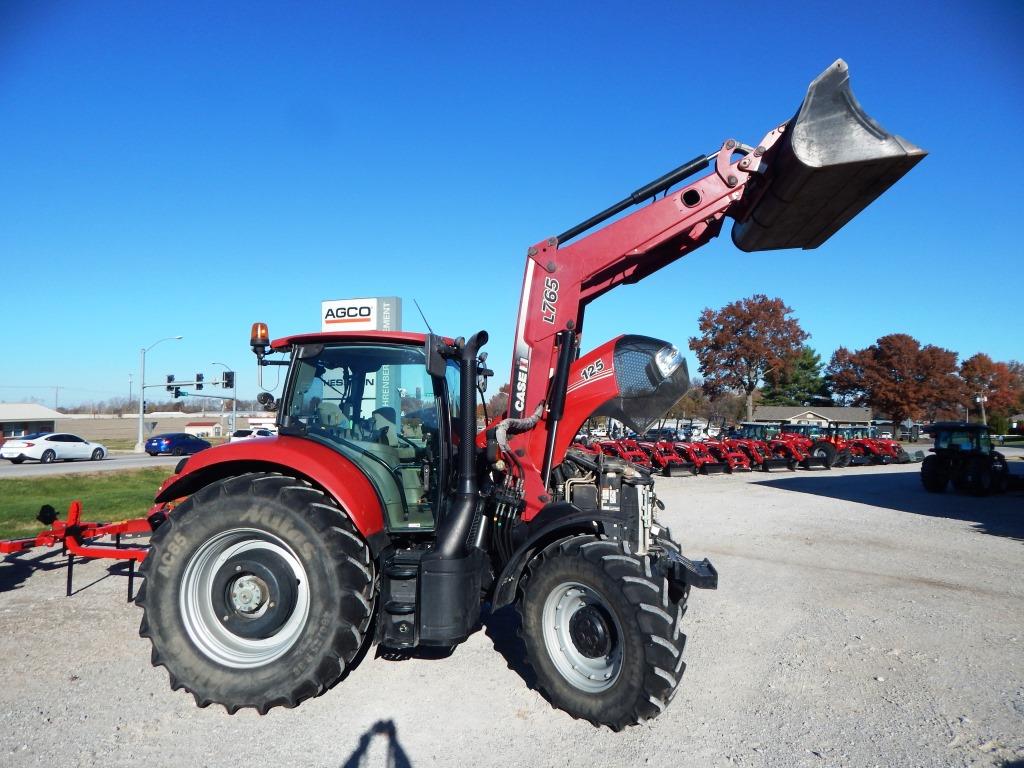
top-left (134, 60), bottom-right (924, 729)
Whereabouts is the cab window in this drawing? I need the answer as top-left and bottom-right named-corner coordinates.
top-left (283, 342), bottom-right (457, 532)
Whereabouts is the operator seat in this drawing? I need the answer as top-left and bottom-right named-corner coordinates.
top-left (318, 401), bottom-right (348, 429)
top-left (372, 407), bottom-right (417, 461)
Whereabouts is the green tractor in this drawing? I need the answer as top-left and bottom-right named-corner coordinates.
top-left (920, 422), bottom-right (1010, 496)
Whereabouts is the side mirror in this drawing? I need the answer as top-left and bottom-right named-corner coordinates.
top-left (424, 334), bottom-right (448, 379)
top-left (256, 391), bottom-right (278, 412)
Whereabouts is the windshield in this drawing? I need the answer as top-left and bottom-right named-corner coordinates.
top-left (282, 342), bottom-right (453, 532)
top-left (936, 429), bottom-right (986, 452)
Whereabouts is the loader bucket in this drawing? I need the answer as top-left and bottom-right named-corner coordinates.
top-left (700, 462), bottom-right (728, 475)
top-left (732, 59), bottom-right (926, 252)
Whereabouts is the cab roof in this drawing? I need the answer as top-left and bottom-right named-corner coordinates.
top-left (925, 421), bottom-right (991, 433)
top-left (270, 330), bottom-right (434, 351)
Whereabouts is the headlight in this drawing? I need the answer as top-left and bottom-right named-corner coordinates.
top-left (653, 344), bottom-right (684, 378)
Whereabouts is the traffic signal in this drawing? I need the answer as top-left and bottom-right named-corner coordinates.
top-left (172, 387), bottom-right (183, 399)
top-left (166, 375), bottom-right (175, 392)
top-left (223, 371), bottom-right (235, 389)
top-left (195, 373), bottom-right (204, 391)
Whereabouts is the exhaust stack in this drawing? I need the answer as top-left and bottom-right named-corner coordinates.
top-left (733, 59), bottom-right (927, 252)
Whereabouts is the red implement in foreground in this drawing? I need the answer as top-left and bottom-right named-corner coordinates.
top-left (0, 501), bottom-right (160, 599)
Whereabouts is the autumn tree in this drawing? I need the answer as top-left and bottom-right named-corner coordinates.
top-left (663, 376), bottom-right (710, 423)
top-left (826, 334), bottom-right (961, 427)
top-left (688, 295), bottom-right (809, 420)
top-left (487, 383), bottom-right (510, 418)
top-left (960, 354), bottom-right (1018, 419)
top-left (760, 346), bottom-right (831, 407)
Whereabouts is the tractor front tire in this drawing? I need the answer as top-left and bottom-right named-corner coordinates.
top-left (518, 536), bottom-right (688, 730)
top-left (811, 442), bottom-right (836, 469)
top-left (920, 456), bottom-right (948, 493)
top-left (137, 472), bottom-right (375, 714)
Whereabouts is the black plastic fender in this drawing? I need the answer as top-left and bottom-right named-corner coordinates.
top-left (490, 503), bottom-right (631, 610)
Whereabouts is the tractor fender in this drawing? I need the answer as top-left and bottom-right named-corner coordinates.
top-left (153, 435), bottom-right (388, 551)
top-left (490, 503), bottom-right (632, 609)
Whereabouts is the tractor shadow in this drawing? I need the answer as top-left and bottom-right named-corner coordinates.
top-left (755, 466), bottom-right (1024, 543)
top-left (481, 603), bottom-right (537, 689)
top-left (339, 719), bottom-right (412, 768)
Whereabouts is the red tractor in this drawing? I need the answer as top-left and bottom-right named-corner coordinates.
top-left (134, 61), bottom-right (922, 728)
top-left (699, 433), bottom-right (753, 472)
top-left (777, 423), bottom-right (845, 468)
top-left (672, 440), bottom-right (728, 474)
top-left (733, 422), bottom-right (822, 470)
top-left (595, 438), bottom-right (654, 470)
top-left (637, 440), bottom-right (694, 476)
top-left (720, 423), bottom-right (794, 471)
top-left (838, 424), bottom-right (911, 464)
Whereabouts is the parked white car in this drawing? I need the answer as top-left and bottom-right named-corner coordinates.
top-left (229, 428), bottom-right (277, 442)
top-left (1, 433), bottom-right (107, 464)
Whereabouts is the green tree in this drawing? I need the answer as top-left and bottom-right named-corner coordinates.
top-left (760, 346), bottom-right (830, 406)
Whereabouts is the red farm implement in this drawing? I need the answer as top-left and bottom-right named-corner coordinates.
top-left (0, 501), bottom-right (163, 600)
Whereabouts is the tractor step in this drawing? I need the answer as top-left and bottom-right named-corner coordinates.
top-left (659, 548), bottom-right (718, 590)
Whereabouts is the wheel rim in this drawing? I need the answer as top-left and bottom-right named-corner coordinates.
top-left (42, 451), bottom-right (55, 463)
top-left (179, 527), bottom-right (310, 669)
top-left (541, 581), bottom-right (623, 693)
top-left (92, 449), bottom-right (103, 460)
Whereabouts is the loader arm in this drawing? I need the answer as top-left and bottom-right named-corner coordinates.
top-left (502, 59), bottom-right (925, 519)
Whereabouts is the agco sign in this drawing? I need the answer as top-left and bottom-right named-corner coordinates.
top-left (320, 296), bottom-right (402, 333)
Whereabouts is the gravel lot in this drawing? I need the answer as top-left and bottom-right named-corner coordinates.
top-left (1, 463), bottom-right (1022, 768)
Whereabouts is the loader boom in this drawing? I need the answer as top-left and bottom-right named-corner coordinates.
top-left (503, 59), bottom-right (925, 519)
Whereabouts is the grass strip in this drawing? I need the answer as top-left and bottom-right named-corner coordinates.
top-left (0, 468), bottom-right (170, 540)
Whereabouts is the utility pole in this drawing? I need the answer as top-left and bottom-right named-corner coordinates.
top-left (136, 336), bottom-right (183, 452)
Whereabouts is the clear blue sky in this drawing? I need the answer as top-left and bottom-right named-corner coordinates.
top-left (2, 0), bottom-right (1021, 407)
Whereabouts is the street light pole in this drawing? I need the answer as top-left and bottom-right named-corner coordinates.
top-left (135, 336), bottom-right (183, 452)
top-left (211, 362), bottom-right (236, 434)
top-left (976, 394), bottom-right (988, 426)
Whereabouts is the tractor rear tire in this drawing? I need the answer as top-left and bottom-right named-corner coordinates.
top-left (518, 535), bottom-right (688, 730)
top-left (969, 459), bottom-right (993, 497)
top-left (920, 456), bottom-right (948, 493)
top-left (137, 472), bottom-right (375, 714)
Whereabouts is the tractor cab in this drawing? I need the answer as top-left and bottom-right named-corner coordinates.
top-left (259, 329), bottom-right (463, 533)
top-left (921, 422), bottom-right (1009, 495)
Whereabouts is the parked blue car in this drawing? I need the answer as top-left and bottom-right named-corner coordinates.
top-left (145, 433), bottom-right (212, 456)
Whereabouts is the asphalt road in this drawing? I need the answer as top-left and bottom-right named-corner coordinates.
top-left (0, 452), bottom-right (179, 478)
top-left (1, 463), bottom-right (1022, 767)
